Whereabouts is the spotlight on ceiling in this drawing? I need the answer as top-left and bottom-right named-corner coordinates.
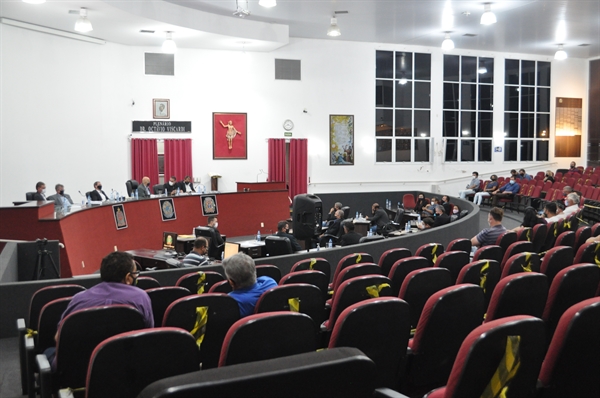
top-left (22, 0), bottom-right (46, 4)
top-left (74, 8), bottom-right (93, 33)
top-left (327, 17), bottom-right (341, 37)
top-left (554, 44), bottom-right (567, 60)
top-left (480, 3), bottom-right (497, 25)
top-left (478, 61), bottom-right (488, 74)
top-left (258, 0), bottom-right (277, 7)
top-left (162, 32), bottom-right (177, 54)
top-left (441, 33), bottom-right (454, 51)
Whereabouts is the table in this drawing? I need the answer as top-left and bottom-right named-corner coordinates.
top-left (128, 249), bottom-right (180, 270)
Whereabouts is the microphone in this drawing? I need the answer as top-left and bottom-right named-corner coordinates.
top-left (78, 190), bottom-right (85, 197)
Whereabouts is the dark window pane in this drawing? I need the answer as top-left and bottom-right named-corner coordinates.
top-left (478, 140), bottom-right (492, 161)
top-left (395, 139), bottom-right (411, 162)
top-left (537, 140), bottom-right (549, 161)
top-left (376, 51), bottom-right (393, 78)
top-left (521, 60), bottom-right (535, 85)
top-left (376, 139), bottom-right (392, 162)
top-left (414, 53), bottom-right (431, 80)
top-left (461, 140), bottom-right (475, 161)
top-left (158, 154), bottom-right (164, 174)
top-left (444, 83), bottom-right (459, 109)
top-left (521, 140), bottom-right (534, 161)
top-left (395, 81), bottom-right (412, 108)
top-left (376, 109), bottom-right (393, 136)
top-left (414, 110), bottom-right (430, 137)
top-left (505, 113), bottom-right (519, 138)
top-left (445, 139), bottom-right (458, 161)
top-left (395, 110), bottom-right (412, 136)
top-left (537, 61), bottom-right (551, 86)
top-left (462, 56), bottom-right (478, 83)
top-left (536, 114), bottom-right (550, 138)
top-left (395, 52), bottom-right (413, 80)
top-left (461, 112), bottom-right (476, 137)
top-left (479, 85), bottom-right (493, 110)
top-left (479, 57), bottom-right (494, 84)
top-left (505, 59), bottom-right (520, 85)
top-left (415, 139), bottom-right (430, 162)
top-left (461, 84), bottom-right (476, 110)
top-left (505, 140), bottom-right (518, 161)
top-left (444, 111), bottom-right (459, 137)
top-left (444, 54), bottom-right (460, 81)
top-left (505, 86), bottom-right (519, 111)
top-left (521, 113), bottom-right (535, 138)
top-left (521, 87), bottom-right (535, 112)
top-left (537, 88), bottom-right (550, 112)
top-left (414, 82), bottom-right (430, 108)
top-left (376, 80), bottom-right (394, 107)
top-left (478, 113), bottom-right (493, 137)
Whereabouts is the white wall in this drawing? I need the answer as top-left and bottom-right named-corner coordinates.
top-left (0, 24), bottom-right (589, 206)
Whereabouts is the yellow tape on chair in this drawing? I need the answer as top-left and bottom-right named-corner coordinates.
top-left (355, 254), bottom-right (362, 263)
top-left (525, 229), bottom-right (531, 242)
top-left (288, 297), bottom-right (300, 312)
top-left (190, 306), bottom-right (208, 348)
top-left (25, 328), bottom-right (37, 338)
top-left (520, 253), bottom-right (532, 272)
top-left (479, 261), bottom-right (490, 293)
top-left (366, 283), bottom-right (390, 298)
top-left (309, 258), bottom-right (317, 270)
top-left (481, 335), bottom-right (522, 398)
top-left (432, 245), bottom-right (438, 264)
top-left (594, 243), bottom-right (600, 266)
top-left (196, 272), bottom-right (206, 295)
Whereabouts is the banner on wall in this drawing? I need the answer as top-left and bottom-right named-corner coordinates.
top-left (132, 121), bottom-right (191, 133)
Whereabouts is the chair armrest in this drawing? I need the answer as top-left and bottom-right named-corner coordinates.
top-left (25, 335), bottom-right (37, 398)
top-left (17, 318), bottom-right (28, 395)
top-left (36, 354), bottom-right (52, 398)
top-left (374, 388), bottom-right (411, 398)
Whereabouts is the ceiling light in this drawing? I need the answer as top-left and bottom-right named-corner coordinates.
top-left (441, 1), bottom-right (454, 31)
top-left (74, 8), bottom-right (93, 33)
top-left (480, 3), bottom-right (497, 25)
top-left (258, 0), bottom-right (277, 7)
top-left (478, 61), bottom-right (488, 74)
top-left (162, 32), bottom-right (177, 54)
top-left (22, 0), bottom-right (46, 4)
top-left (233, 0), bottom-right (251, 17)
top-left (327, 17), bottom-right (341, 37)
top-left (554, 44), bottom-right (567, 60)
top-left (398, 73), bottom-right (408, 85)
top-left (441, 33), bottom-right (454, 51)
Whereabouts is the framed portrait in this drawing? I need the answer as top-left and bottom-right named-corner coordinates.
top-left (159, 198), bottom-right (177, 221)
top-left (112, 204), bottom-right (128, 230)
top-left (330, 115), bottom-right (354, 165)
top-left (213, 112), bottom-right (247, 159)
top-left (153, 99), bottom-right (170, 119)
top-left (200, 195), bottom-right (219, 216)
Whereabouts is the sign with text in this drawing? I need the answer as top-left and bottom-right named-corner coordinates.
top-left (132, 121), bottom-right (191, 133)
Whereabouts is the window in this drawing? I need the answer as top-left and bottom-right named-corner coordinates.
top-left (375, 51), bottom-right (431, 162)
top-left (504, 59), bottom-right (550, 161)
top-left (442, 55), bottom-right (494, 162)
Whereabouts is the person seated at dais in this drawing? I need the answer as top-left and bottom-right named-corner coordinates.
top-left (137, 177), bottom-right (151, 199)
top-left (32, 181), bottom-right (48, 201)
top-left (275, 220), bottom-right (302, 252)
top-left (90, 181), bottom-right (109, 201)
top-left (339, 220), bottom-right (362, 246)
top-left (47, 184), bottom-right (73, 209)
top-left (163, 176), bottom-right (178, 196)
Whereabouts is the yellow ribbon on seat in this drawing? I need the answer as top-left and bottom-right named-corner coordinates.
top-left (355, 254), bottom-right (362, 263)
top-left (594, 243), bottom-right (600, 266)
top-left (479, 261), bottom-right (490, 293)
top-left (366, 283), bottom-right (390, 298)
top-left (25, 328), bottom-right (37, 338)
top-left (190, 306), bottom-right (208, 348)
top-left (481, 335), bottom-right (522, 398)
top-left (432, 245), bottom-right (438, 264)
top-left (563, 219), bottom-right (571, 230)
top-left (288, 297), bottom-right (300, 312)
top-left (525, 229), bottom-right (531, 242)
top-left (309, 258), bottom-right (317, 270)
top-left (520, 253), bottom-right (532, 272)
top-left (196, 271), bottom-right (206, 295)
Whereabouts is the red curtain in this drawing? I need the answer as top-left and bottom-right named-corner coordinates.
top-left (131, 138), bottom-right (159, 184)
top-left (164, 139), bottom-right (193, 182)
top-left (289, 139), bottom-right (308, 199)
top-left (268, 138), bottom-right (286, 182)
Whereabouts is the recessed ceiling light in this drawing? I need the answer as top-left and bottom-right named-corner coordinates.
top-left (140, 30), bottom-right (155, 34)
top-left (578, 43), bottom-right (590, 47)
top-left (463, 33), bottom-right (477, 37)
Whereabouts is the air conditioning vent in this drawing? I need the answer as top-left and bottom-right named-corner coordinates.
top-left (275, 59), bottom-right (301, 81)
top-left (145, 53), bottom-right (174, 76)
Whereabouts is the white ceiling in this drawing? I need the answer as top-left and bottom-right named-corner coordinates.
top-left (1, 0), bottom-right (598, 58)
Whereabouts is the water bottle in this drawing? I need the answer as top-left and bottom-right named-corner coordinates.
top-left (134, 190), bottom-right (138, 200)
top-left (86, 194), bottom-right (91, 205)
top-left (367, 230), bottom-right (372, 237)
top-left (418, 214), bottom-right (421, 223)
top-left (256, 230), bottom-right (261, 242)
top-left (328, 239), bottom-right (333, 249)
top-left (110, 191), bottom-right (114, 201)
top-left (316, 243), bottom-right (320, 251)
top-left (398, 201), bottom-right (401, 210)
top-left (355, 211), bottom-right (359, 219)
top-left (406, 222), bottom-right (410, 232)
top-left (81, 198), bottom-right (85, 206)
top-left (176, 187), bottom-right (180, 196)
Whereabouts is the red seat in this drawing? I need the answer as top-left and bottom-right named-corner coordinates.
top-left (472, 245), bottom-right (503, 263)
top-left (433, 251), bottom-right (470, 284)
top-left (517, 227), bottom-right (532, 242)
top-left (378, 248), bottom-right (412, 277)
top-left (415, 243), bottom-right (444, 267)
top-left (175, 271), bottom-right (224, 294)
top-left (135, 276), bottom-right (161, 290)
top-left (485, 273), bottom-right (548, 323)
top-left (279, 270), bottom-right (329, 301)
top-left (531, 223), bottom-right (548, 252)
top-left (456, 260), bottom-right (501, 308)
top-left (403, 193), bottom-right (416, 211)
top-left (446, 238), bottom-right (471, 253)
top-left (290, 257), bottom-right (331, 282)
top-left (539, 246), bottom-right (574, 285)
top-left (208, 280), bottom-right (232, 294)
top-left (330, 253), bottom-right (374, 290)
top-left (495, 231), bottom-right (518, 255)
top-left (501, 251), bottom-right (540, 278)
top-left (330, 263), bottom-right (381, 295)
top-left (592, 223), bottom-right (600, 237)
top-left (554, 231), bottom-right (575, 248)
top-left (255, 283), bottom-right (326, 326)
top-left (574, 226), bottom-right (592, 252)
top-left (146, 286), bottom-right (193, 327)
top-left (388, 256), bottom-right (430, 296)
top-left (399, 268), bottom-right (452, 329)
top-left (255, 264), bottom-right (282, 283)
top-left (500, 241), bottom-right (533, 269)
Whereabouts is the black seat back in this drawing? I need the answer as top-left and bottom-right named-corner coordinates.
top-left (264, 236), bottom-right (293, 256)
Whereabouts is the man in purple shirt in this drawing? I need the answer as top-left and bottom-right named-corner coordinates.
top-left (491, 175), bottom-right (520, 207)
top-left (471, 207), bottom-right (507, 247)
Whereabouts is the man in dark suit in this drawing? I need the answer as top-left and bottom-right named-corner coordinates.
top-left (433, 205), bottom-right (450, 227)
top-left (178, 175), bottom-right (195, 193)
top-left (275, 220), bottom-right (302, 252)
top-left (47, 184), bottom-right (73, 209)
top-left (163, 176), bottom-right (178, 196)
top-left (323, 209), bottom-right (344, 237)
top-left (32, 181), bottom-right (47, 201)
top-left (137, 177), bottom-right (151, 199)
top-left (90, 181), bottom-right (109, 201)
top-left (207, 216), bottom-right (224, 246)
top-left (366, 203), bottom-right (390, 235)
top-left (339, 221), bottom-right (362, 247)
top-left (326, 202), bottom-right (343, 221)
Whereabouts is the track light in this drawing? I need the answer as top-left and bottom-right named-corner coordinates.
top-left (162, 32), bottom-right (177, 54)
top-left (74, 8), bottom-right (93, 33)
top-left (22, 0), bottom-right (46, 4)
top-left (327, 17), bottom-right (341, 37)
top-left (258, 0), bottom-right (277, 7)
top-left (554, 44), bottom-right (567, 60)
top-left (480, 3), bottom-right (497, 25)
top-left (441, 33), bottom-right (454, 51)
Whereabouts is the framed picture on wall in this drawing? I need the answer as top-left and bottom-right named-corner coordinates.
top-left (112, 204), bottom-right (128, 230)
top-left (330, 115), bottom-right (354, 165)
top-left (200, 194), bottom-right (219, 216)
top-left (159, 198), bottom-right (177, 221)
top-left (153, 99), bottom-right (170, 119)
top-left (213, 112), bottom-right (247, 159)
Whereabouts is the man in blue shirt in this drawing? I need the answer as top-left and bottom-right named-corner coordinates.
top-left (491, 175), bottom-right (520, 207)
top-left (223, 252), bottom-right (277, 317)
top-left (517, 168), bottom-right (533, 181)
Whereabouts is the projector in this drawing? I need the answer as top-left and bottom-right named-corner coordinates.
top-left (233, 7), bottom-right (250, 18)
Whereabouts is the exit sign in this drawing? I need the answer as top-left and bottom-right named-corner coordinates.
top-left (284, 132), bottom-right (292, 137)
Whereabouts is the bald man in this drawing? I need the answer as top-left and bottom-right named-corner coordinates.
top-left (137, 177), bottom-right (151, 199)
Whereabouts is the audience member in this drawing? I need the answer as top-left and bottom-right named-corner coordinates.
top-left (561, 185), bottom-right (573, 200)
top-left (327, 202), bottom-right (343, 221)
top-left (440, 195), bottom-right (452, 215)
top-left (323, 210), bottom-right (344, 238)
top-left (491, 175), bottom-right (520, 207)
top-left (32, 181), bottom-right (48, 201)
top-left (568, 161), bottom-right (580, 174)
top-left (275, 220), bottom-right (302, 252)
top-left (473, 175), bottom-right (498, 205)
top-left (562, 193), bottom-right (580, 217)
top-left (366, 203), bottom-right (390, 234)
top-left (163, 176), bottom-right (178, 195)
top-left (458, 171), bottom-right (482, 199)
top-left (223, 252), bottom-right (277, 317)
top-left (510, 169), bottom-right (518, 179)
top-left (585, 235), bottom-right (600, 244)
top-left (417, 217), bottom-right (434, 230)
top-left (543, 170), bottom-right (555, 183)
top-left (415, 193), bottom-right (427, 211)
top-left (543, 202), bottom-right (564, 223)
top-left (511, 206), bottom-right (546, 232)
top-left (450, 205), bottom-right (461, 222)
top-left (90, 181), bottom-right (109, 201)
top-left (339, 221), bottom-right (362, 247)
top-left (182, 237), bottom-right (210, 267)
top-left (47, 184), bottom-right (73, 209)
top-left (517, 169), bottom-right (533, 181)
top-left (433, 205), bottom-right (450, 227)
top-left (471, 207), bottom-right (506, 247)
top-left (207, 216), bottom-right (224, 246)
top-left (179, 176), bottom-right (195, 193)
top-left (422, 197), bottom-right (438, 217)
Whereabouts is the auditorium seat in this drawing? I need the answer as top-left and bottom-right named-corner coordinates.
top-left (328, 297), bottom-right (411, 389)
top-left (541, 221), bottom-right (558, 251)
top-left (291, 257), bottom-right (332, 282)
top-left (455, 260), bottom-right (501, 308)
top-left (531, 223), bottom-right (548, 253)
top-left (574, 226), bottom-right (592, 252)
top-left (484, 273), bottom-right (548, 323)
top-left (135, 276), bottom-right (161, 290)
top-left (433, 251), bottom-right (470, 283)
top-left (378, 248), bottom-right (412, 277)
top-left (398, 268), bottom-right (452, 329)
top-left (279, 270), bottom-right (329, 301)
top-left (554, 230), bottom-right (575, 248)
top-left (539, 246), bottom-right (574, 285)
top-left (500, 252), bottom-right (540, 279)
top-left (387, 256), bottom-right (430, 296)
top-left (359, 235), bottom-right (385, 243)
top-left (330, 263), bottom-right (382, 295)
top-left (125, 179), bottom-right (139, 197)
top-left (330, 253), bottom-right (374, 289)
top-left (25, 192), bottom-right (36, 200)
top-left (255, 264), bottom-right (282, 283)
top-left (445, 238), bottom-right (471, 253)
top-left (163, 294), bottom-right (239, 369)
top-left (415, 243), bottom-right (444, 267)
top-left (208, 280), bottom-right (232, 294)
top-left (495, 231), bottom-right (518, 255)
top-left (175, 270), bottom-right (225, 295)
top-left (424, 316), bottom-right (546, 398)
top-left (573, 241), bottom-right (600, 264)
top-left (500, 241), bottom-right (534, 269)
top-left (264, 236), bottom-right (293, 256)
top-left (517, 226), bottom-right (532, 242)
top-left (85, 328), bottom-right (200, 398)
top-left (472, 245), bottom-right (503, 263)
top-left (146, 286), bottom-right (193, 326)
top-left (152, 184), bottom-right (165, 195)
top-left (255, 283), bottom-right (325, 326)
top-left (218, 312), bottom-right (318, 367)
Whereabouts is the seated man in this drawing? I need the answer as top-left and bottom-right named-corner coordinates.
top-left (543, 202), bottom-right (565, 223)
top-left (562, 193), bottom-right (580, 217)
top-left (491, 175), bottom-right (520, 207)
top-left (182, 237), bottom-right (210, 267)
top-left (366, 203), bottom-right (389, 234)
top-left (32, 181), bottom-right (48, 201)
top-left (417, 217), bottom-right (435, 230)
top-left (568, 161), bottom-right (580, 174)
top-left (471, 207), bottom-right (507, 248)
top-left (207, 216), bottom-right (224, 246)
top-left (473, 175), bottom-right (499, 205)
top-left (338, 221), bottom-right (362, 246)
top-left (178, 176), bottom-right (195, 193)
top-left (47, 184), bottom-right (73, 210)
top-left (326, 202), bottom-right (343, 221)
top-left (458, 171), bottom-right (481, 199)
top-left (90, 181), bottom-right (109, 201)
top-left (560, 185), bottom-right (573, 200)
top-left (433, 205), bottom-right (450, 227)
top-left (222, 252), bottom-right (277, 317)
top-left (323, 210), bottom-right (344, 238)
top-left (163, 176), bottom-right (178, 196)
top-left (517, 169), bottom-right (533, 181)
top-left (422, 197), bottom-right (438, 217)
top-left (137, 176), bottom-right (151, 199)
top-left (275, 220), bottom-right (302, 252)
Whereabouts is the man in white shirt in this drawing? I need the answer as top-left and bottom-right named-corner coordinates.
top-left (90, 181), bottom-right (109, 201)
top-left (562, 193), bottom-right (580, 217)
top-left (543, 202), bottom-right (565, 223)
top-left (458, 172), bottom-right (482, 199)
